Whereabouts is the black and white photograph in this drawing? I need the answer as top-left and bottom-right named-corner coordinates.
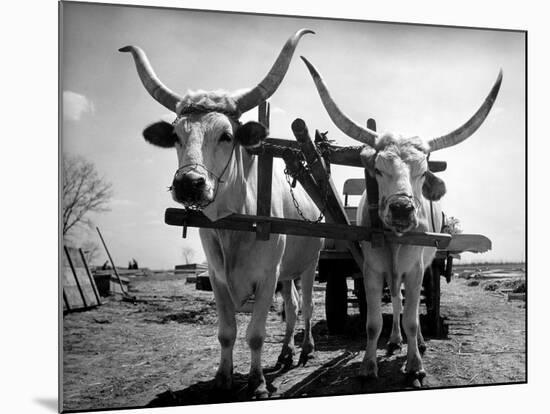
top-left (58, 1), bottom-right (527, 412)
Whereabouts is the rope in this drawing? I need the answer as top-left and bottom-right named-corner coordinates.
top-left (170, 142), bottom-right (236, 211)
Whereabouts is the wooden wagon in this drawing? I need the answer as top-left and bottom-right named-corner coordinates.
top-left (164, 102), bottom-right (491, 337)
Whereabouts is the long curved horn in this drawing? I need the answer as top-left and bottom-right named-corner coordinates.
top-left (119, 45), bottom-right (183, 112)
top-left (301, 56), bottom-right (378, 146)
top-left (428, 70), bottom-right (503, 152)
top-left (233, 29), bottom-right (315, 114)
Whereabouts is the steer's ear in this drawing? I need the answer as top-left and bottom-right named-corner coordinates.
top-left (422, 171), bottom-right (447, 201)
top-left (143, 121), bottom-right (178, 148)
top-left (235, 121), bottom-right (268, 148)
top-left (359, 145), bottom-right (377, 176)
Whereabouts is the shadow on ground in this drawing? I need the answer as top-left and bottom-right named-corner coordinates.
top-left (147, 313), bottom-right (440, 407)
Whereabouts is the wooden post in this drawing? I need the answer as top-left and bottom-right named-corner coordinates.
top-left (96, 227), bottom-right (127, 295)
top-left (256, 101), bottom-right (273, 240)
top-left (79, 248), bottom-right (101, 305)
top-left (282, 149), bottom-right (326, 209)
top-left (291, 118), bottom-right (364, 269)
top-left (445, 255), bottom-right (454, 283)
top-left (247, 138), bottom-right (447, 172)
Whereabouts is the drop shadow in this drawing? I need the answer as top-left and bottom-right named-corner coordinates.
top-left (33, 397), bottom-right (58, 412)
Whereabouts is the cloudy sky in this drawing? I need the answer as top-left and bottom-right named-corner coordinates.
top-left (61, 2), bottom-right (525, 269)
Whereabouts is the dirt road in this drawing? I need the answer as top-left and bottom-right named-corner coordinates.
top-left (62, 271), bottom-right (525, 411)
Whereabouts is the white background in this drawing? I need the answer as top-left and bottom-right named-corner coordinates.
top-left (1, 0), bottom-right (543, 413)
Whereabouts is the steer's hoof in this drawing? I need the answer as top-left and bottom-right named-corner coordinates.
top-left (276, 348), bottom-right (295, 369)
top-left (386, 341), bottom-right (403, 355)
top-left (248, 373), bottom-right (269, 399)
top-left (405, 370), bottom-right (426, 388)
top-left (214, 372), bottom-right (233, 391)
top-left (359, 360), bottom-right (378, 380)
top-left (298, 350), bottom-right (315, 367)
top-left (250, 383), bottom-right (269, 399)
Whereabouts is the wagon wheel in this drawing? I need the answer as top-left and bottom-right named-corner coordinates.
top-left (324, 262), bottom-right (348, 334)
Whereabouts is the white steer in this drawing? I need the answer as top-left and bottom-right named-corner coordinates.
top-left (302, 56), bottom-right (502, 387)
top-left (121, 30), bottom-right (322, 398)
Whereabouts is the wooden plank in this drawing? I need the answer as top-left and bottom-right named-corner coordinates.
top-left (63, 266), bottom-right (85, 310)
top-left (256, 101), bottom-right (273, 241)
top-left (291, 119), bottom-right (364, 269)
top-left (75, 268), bottom-right (99, 306)
top-left (64, 246), bottom-right (88, 309)
top-left (66, 246), bottom-right (84, 268)
top-left (247, 137), bottom-right (447, 172)
top-left (445, 233), bottom-right (492, 253)
top-left (63, 246), bottom-right (100, 311)
top-left (343, 178), bottom-right (365, 197)
top-left (164, 208), bottom-right (452, 248)
top-left (80, 248), bottom-right (101, 305)
top-left (63, 290), bottom-right (70, 312)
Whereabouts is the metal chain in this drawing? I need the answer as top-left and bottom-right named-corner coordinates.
top-left (283, 156), bottom-right (331, 224)
top-left (257, 135), bottom-right (360, 224)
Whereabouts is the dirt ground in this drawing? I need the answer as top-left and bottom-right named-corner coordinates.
top-left (62, 265), bottom-right (526, 412)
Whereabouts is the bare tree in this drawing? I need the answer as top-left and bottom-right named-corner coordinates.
top-left (63, 154), bottom-right (113, 236)
top-left (181, 246), bottom-right (196, 264)
top-left (81, 240), bottom-right (101, 265)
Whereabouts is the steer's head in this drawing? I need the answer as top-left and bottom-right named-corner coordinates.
top-left (120, 29), bottom-right (313, 208)
top-left (360, 133), bottom-right (443, 233)
top-left (301, 56), bottom-right (502, 234)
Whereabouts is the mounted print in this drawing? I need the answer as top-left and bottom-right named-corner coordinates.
top-left (60, 1), bottom-right (526, 412)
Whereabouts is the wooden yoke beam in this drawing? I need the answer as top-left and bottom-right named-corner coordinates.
top-left (291, 118), bottom-right (364, 269)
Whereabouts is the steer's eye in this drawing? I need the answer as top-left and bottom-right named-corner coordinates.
top-left (219, 132), bottom-right (232, 143)
top-left (374, 168), bottom-right (382, 176)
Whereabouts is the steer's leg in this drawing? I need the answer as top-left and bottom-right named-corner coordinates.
top-left (417, 316), bottom-right (427, 355)
top-left (402, 262), bottom-right (426, 387)
top-left (246, 275), bottom-right (277, 398)
top-left (360, 265), bottom-right (384, 379)
top-left (298, 262), bottom-right (316, 365)
top-left (277, 280), bottom-right (298, 368)
top-left (211, 275), bottom-right (237, 391)
top-left (388, 283), bottom-right (403, 354)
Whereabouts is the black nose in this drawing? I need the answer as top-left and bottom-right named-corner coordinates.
top-left (389, 202), bottom-right (414, 220)
top-left (172, 174), bottom-right (206, 201)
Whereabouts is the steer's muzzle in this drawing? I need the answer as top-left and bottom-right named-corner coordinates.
top-left (171, 169), bottom-right (213, 207)
top-left (384, 194), bottom-right (417, 234)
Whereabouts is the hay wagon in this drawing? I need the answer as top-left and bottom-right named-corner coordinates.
top-left (164, 102), bottom-right (490, 337)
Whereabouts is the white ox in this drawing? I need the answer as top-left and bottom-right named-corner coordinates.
top-left (302, 56), bottom-right (502, 387)
top-left (120, 30), bottom-right (322, 398)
